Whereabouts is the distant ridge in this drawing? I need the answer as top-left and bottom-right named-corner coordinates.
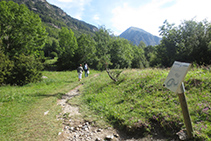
top-left (119, 27), bottom-right (161, 46)
top-left (4, 0), bottom-right (98, 36)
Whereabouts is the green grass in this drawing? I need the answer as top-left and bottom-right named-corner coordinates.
top-left (1, 67), bottom-right (210, 140)
top-left (0, 70), bottom-right (99, 140)
top-left (78, 67), bottom-right (211, 140)
top-left (44, 57), bottom-right (58, 65)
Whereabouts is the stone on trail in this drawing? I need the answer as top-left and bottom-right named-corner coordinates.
top-left (44, 110), bottom-right (49, 115)
top-left (105, 135), bottom-right (114, 140)
top-left (97, 129), bottom-right (103, 132)
top-left (96, 137), bottom-right (101, 141)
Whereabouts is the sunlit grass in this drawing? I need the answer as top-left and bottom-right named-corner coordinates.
top-left (79, 67), bottom-right (211, 140)
top-left (0, 70), bottom-right (99, 140)
top-left (1, 67), bottom-right (210, 140)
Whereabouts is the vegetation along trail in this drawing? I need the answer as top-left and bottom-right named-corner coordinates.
top-left (56, 72), bottom-right (181, 141)
top-left (67, 68), bottom-right (211, 140)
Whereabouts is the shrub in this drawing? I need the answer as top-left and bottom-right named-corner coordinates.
top-left (50, 51), bottom-right (57, 59)
top-left (9, 54), bottom-right (44, 86)
top-left (56, 55), bottom-right (75, 71)
top-left (0, 51), bottom-right (14, 85)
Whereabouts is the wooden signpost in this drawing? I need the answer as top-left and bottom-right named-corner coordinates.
top-left (164, 61), bottom-right (193, 139)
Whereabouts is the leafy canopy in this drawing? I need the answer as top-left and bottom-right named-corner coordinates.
top-left (155, 19), bottom-right (211, 67)
top-left (0, 1), bottom-right (47, 85)
top-left (56, 27), bottom-right (78, 70)
top-left (0, 1), bottom-right (47, 58)
top-left (75, 34), bottom-right (96, 66)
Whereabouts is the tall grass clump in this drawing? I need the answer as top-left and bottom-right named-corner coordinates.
top-left (81, 67), bottom-right (211, 140)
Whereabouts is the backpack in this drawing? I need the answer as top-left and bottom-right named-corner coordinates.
top-left (84, 65), bottom-right (88, 70)
top-left (77, 67), bottom-right (82, 73)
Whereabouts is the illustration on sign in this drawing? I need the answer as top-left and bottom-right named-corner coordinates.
top-left (164, 61), bottom-right (191, 93)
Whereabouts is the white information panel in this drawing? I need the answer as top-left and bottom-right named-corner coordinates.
top-left (164, 61), bottom-right (191, 93)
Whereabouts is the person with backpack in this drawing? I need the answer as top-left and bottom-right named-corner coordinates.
top-left (84, 63), bottom-right (89, 77)
top-left (77, 64), bottom-right (83, 81)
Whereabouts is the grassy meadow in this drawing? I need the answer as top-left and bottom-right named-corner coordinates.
top-left (0, 66), bottom-right (210, 140)
top-left (0, 70), bottom-right (98, 140)
top-left (77, 67), bottom-right (211, 140)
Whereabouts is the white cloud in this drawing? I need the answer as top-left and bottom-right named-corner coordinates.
top-left (111, 1), bottom-right (167, 36)
top-left (111, 0), bottom-right (211, 36)
top-left (93, 14), bottom-right (100, 20)
top-left (48, 0), bottom-right (92, 20)
top-left (67, 0), bottom-right (90, 19)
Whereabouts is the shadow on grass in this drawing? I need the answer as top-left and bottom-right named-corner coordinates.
top-left (65, 80), bottom-right (75, 83)
top-left (34, 91), bottom-right (81, 100)
top-left (31, 92), bottom-right (65, 99)
top-left (60, 93), bottom-right (81, 99)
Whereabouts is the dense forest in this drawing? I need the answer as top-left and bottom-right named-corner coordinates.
top-left (0, 1), bottom-right (211, 86)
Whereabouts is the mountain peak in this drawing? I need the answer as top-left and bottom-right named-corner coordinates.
top-left (119, 27), bottom-right (161, 46)
top-left (128, 26), bottom-right (147, 32)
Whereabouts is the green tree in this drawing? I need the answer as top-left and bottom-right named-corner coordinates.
top-left (109, 37), bottom-right (134, 69)
top-left (0, 1), bottom-right (47, 58)
top-left (43, 38), bottom-right (53, 57)
top-left (0, 1), bottom-right (47, 85)
top-left (131, 44), bottom-right (148, 68)
top-left (74, 34), bottom-right (96, 67)
top-left (9, 54), bottom-right (43, 86)
top-left (156, 19), bottom-right (211, 67)
top-left (143, 45), bottom-right (157, 67)
top-left (93, 26), bottom-right (112, 70)
top-left (157, 20), bottom-right (177, 67)
top-left (43, 37), bottom-right (60, 58)
top-left (176, 20), bottom-right (211, 64)
top-left (138, 41), bottom-right (147, 49)
top-left (52, 39), bottom-right (60, 55)
top-left (56, 27), bottom-right (78, 70)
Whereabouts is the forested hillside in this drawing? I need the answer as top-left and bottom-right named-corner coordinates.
top-left (120, 27), bottom-right (161, 46)
top-left (1, 0), bottom-right (98, 37)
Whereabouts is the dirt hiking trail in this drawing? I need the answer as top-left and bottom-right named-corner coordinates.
top-left (56, 74), bottom-right (179, 141)
top-left (57, 84), bottom-right (121, 141)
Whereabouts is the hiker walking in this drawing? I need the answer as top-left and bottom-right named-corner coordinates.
top-left (77, 64), bottom-right (83, 81)
top-left (84, 63), bottom-right (89, 77)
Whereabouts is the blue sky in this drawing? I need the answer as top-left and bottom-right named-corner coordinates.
top-left (46, 0), bottom-right (211, 37)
